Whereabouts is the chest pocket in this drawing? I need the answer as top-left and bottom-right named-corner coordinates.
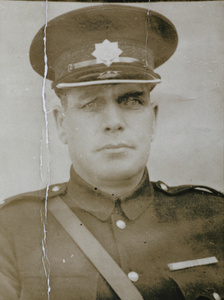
top-left (168, 262), bottom-right (224, 300)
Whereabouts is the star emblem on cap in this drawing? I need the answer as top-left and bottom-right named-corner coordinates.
top-left (92, 39), bottom-right (122, 67)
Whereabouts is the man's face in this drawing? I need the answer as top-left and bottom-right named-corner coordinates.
top-left (55, 83), bottom-right (157, 184)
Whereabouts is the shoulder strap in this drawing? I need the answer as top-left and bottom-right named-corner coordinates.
top-left (48, 196), bottom-right (143, 300)
top-left (154, 181), bottom-right (224, 197)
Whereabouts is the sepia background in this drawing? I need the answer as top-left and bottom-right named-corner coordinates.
top-left (0, 1), bottom-right (224, 202)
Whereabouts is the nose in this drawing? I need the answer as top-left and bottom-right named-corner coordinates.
top-left (103, 102), bottom-right (125, 133)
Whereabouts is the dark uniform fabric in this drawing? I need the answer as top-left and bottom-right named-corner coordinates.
top-left (0, 168), bottom-right (223, 300)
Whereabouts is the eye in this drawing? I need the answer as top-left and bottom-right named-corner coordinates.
top-left (81, 99), bottom-right (104, 112)
top-left (119, 96), bottom-right (144, 109)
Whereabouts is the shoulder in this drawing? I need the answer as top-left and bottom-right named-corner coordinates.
top-left (0, 182), bottom-right (68, 212)
top-left (151, 180), bottom-right (224, 222)
top-left (0, 183), bottom-right (68, 239)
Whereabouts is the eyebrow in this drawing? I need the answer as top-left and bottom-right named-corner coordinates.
top-left (117, 91), bottom-right (145, 102)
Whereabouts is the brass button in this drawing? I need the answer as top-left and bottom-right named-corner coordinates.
top-left (116, 220), bottom-right (126, 229)
top-left (160, 182), bottom-right (168, 191)
top-left (128, 271), bottom-right (139, 282)
top-left (52, 186), bottom-right (60, 192)
top-left (213, 292), bottom-right (221, 300)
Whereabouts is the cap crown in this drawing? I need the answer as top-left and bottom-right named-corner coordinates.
top-left (30, 5), bottom-right (178, 87)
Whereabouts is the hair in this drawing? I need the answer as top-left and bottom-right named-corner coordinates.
top-left (54, 87), bottom-right (69, 109)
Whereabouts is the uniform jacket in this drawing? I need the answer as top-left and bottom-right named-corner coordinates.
top-left (0, 168), bottom-right (223, 300)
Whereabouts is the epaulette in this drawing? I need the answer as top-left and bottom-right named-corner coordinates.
top-left (153, 181), bottom-right (224, 198)
top-left (0, 182), bottom-right (67, 209)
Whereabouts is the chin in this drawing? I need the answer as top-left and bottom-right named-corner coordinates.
top-left (99, 163), bottom-right (145, 181)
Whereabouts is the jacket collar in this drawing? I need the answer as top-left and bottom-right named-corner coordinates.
top-left (66, 167), bottom-right (154, 221)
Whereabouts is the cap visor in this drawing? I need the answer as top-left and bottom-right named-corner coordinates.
top-left (56, 78), bottom-right (161, 89)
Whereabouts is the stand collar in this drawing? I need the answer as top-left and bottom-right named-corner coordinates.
top-left (66, 167), bottom-right (154, 221)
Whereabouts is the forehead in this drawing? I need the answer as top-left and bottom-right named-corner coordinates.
top-left (64, 83), bottom-right (152, 100)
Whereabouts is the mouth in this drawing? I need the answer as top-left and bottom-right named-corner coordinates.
top-left (97, 143), bottom-right (135, 152)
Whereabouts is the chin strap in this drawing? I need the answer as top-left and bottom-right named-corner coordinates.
top-left (48, 196), bottom-right (143, 300)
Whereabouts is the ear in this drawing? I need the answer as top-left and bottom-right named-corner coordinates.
top-left (54, 106), bottom-right (68, 144)
top-left (151, 102), bottom-right (158, 142)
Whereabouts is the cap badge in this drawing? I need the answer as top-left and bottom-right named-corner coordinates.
top-left (98, 70), bottom-right (121, 79)
top-left (92, 39), bottom-right (122, 67)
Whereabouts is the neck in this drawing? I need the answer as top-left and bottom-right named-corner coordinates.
top-left (73, 167), bottom-right (145, 198)
top-left (96, 171), bottom-right (145, 197)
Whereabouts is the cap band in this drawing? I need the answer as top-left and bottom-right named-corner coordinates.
top-left (68, 57), bottom-right (139, 73)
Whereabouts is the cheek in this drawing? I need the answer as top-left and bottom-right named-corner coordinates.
top-left (64, 116), bottom-right (80, 145)
top-left (131, 111), bottom-right (155, 139)
top-left (65, 112), bottom-right (87, 135)
top-left (65, 115), bottom-right (96, 151)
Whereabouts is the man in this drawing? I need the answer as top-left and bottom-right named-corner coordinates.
top-left (0, 4), bottom-right (223, 300)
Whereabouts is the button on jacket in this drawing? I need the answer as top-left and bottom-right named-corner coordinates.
top-left (0, 168), bottom-right (223, 300)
